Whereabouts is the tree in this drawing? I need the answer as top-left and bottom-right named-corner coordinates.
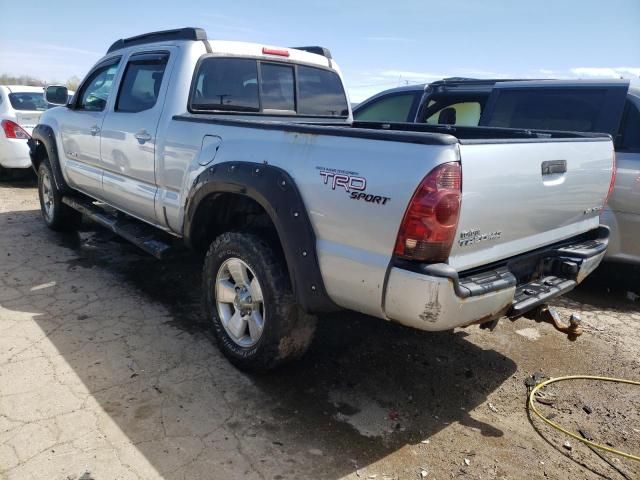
top-left (0, 74), bottom-right (46, 86)
top-left (66, 75), bottom-right (81, 91)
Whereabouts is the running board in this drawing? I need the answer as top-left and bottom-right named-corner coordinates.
top-left (62, 196), bottom-right (174, 259)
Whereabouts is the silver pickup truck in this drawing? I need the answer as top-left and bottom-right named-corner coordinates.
top-left (30, 28), bottom-right (614, 370)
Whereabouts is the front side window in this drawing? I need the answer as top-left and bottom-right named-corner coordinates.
top-left (354, 93), bottom-right (415, 122)
top-left (260, 63), bottom-right (295, 111)
top-left (619, 100), bottom-right (640, 152)
top-left (116, 53), bottom-right (168, 113)
top-left (192, 58), bottom-right (260, 112)
top-left (77, 61), bottom-right (120, 111)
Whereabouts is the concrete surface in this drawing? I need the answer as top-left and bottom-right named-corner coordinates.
top-left (0, 179), bottom-right (639, 480)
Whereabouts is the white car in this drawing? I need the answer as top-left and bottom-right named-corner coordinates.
top-left (0, 85), bottom-right (73, 176)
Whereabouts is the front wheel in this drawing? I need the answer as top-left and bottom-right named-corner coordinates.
top-left (203, 232), bottom-right (316, 371)
top-left (37, 160), bottom-right (81, 231)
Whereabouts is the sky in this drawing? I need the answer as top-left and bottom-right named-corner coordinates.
top-left (0, 0), bottom-right (638, 102)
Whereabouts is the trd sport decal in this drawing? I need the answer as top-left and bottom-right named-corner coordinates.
top-left (317, 167), bottom-right (390, 205)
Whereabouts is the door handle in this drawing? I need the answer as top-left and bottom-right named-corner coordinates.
top-left (89, 125), bottom-right (101, 136)
top-left (134, 130), bottom-right (152, 144)
top-left (541, 160), bottom-right (567, 175)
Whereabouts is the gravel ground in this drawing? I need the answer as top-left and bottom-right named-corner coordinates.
top-left (1, 179), bottom-right (639, 480)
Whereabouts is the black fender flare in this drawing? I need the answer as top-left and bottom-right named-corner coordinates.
top-left (185, 161), bottom-right (338, 314)
top-left (28, 124), bottom-right (72, 193)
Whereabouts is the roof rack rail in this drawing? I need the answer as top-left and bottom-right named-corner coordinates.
top-left (291, 46), bottom-right (332, 59)
top-left (107, 27), bottom-right (207, 54)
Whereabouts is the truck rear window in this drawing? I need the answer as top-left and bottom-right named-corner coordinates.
top-left (484, 89), bottom-right (607, 132)
top-left (190, 57), bottom-right (348, 117)
top-left (192, 58), bottom-right (260, 112)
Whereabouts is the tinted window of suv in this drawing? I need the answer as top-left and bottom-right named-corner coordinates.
top-left (354, 93), bottom-right (415, 122)
top-left (425, 101), bottom-right (481, 126)
top-left (192, 58), bottom-right (260, 112)
top-left (116, 53), bottom-right (168, 113)
top-left (297, 65), bottom-right (348, 116)
top-left (486, 89), bottom-right (607, 131)
top-left (619, 100), bottom-right (640, 152)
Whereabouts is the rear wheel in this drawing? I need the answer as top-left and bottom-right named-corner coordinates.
top-left (37, 160), bottom-right (81, 231)
top-left (203, 232), bottom-right (316, 371)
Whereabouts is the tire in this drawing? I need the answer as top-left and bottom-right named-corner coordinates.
top-left (37, 160), bottom-right (81, 231)
top-left (203, 232), bottom-right (316, 371)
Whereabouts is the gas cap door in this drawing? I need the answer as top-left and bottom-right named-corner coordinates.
top-left (198, 135), bottom-right (223, 166)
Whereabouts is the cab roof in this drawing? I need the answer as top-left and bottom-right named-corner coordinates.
top-left (106, 27), bottom-right (333, 69)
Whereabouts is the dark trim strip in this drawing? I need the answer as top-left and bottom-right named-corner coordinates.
top-left (352, 120), bottom-right (611, 142)
top-left (459, 136), bottom-right (611, 145)
top-left (173, 114), bottom-right (458, 146)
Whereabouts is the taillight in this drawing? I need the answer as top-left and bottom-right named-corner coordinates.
top-left (394, 162), bottom-right (462, 262)
top-left (604, 150), bottom-right (616, 206)
top-left (1, 120), bottom-right (30, 140)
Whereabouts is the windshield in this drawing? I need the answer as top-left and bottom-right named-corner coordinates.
top-left (8, 92), bottom-right (51, 111)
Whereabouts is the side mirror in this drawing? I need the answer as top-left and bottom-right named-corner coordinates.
top-left (44, 85), bottom-right (69, 106)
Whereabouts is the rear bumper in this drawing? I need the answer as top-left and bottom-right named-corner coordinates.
top-left (0, 139), bottom-right (32, 169)
top-left (383, 226), bottom-right (608, 331)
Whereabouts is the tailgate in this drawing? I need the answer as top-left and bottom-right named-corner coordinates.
top-left (448, 138), bottom-right (614, 271)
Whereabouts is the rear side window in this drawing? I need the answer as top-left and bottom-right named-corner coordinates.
top-left (354, 93), bottom-right (415, 122)
top-left (619, 100), bottom-right (640, 152)
top-left (192, 58), bottom-right (260, 112)
top-left (190, 57), bottom-right (348, 117)
top-left (116, 53), bottom-right (168, 113)
top-left (8, 92), bottom-right (49, 111)
top-left (297, 65), bottom-right (348, 116)
top-left (485, 89), bottom-right (607, 131)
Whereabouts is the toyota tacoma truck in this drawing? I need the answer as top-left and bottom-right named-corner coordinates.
top-left (30, 28), bottom-right (614, 370)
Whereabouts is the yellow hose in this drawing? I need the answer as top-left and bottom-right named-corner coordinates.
top-left (528, 375), bottom-right (640, 462)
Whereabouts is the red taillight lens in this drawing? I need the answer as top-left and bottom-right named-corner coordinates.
top-left (394, 162), bottom-right (462, 262)
top-left (604, 150), bottom-right (616, 206)
top-left (1, 120), bottom-right (30, 140)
